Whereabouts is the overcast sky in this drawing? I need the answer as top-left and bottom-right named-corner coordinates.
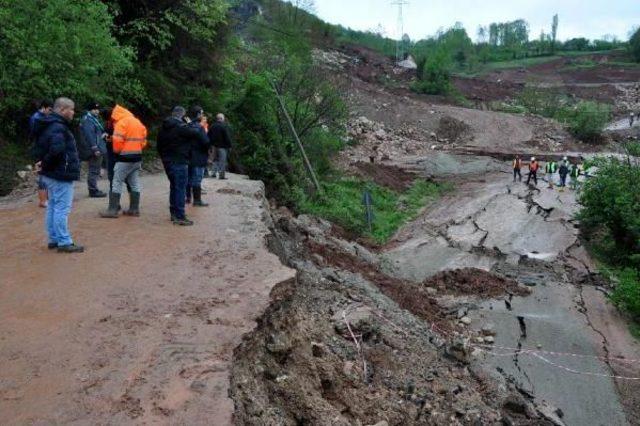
top-left (312, 0), bottom-right (639, 42)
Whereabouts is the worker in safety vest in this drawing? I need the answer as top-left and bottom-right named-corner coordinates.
top-left (100, 105), bottom-right (148, 218)
top-left (526, 157), bottom-right (539, 186)
top-left (512, 155), bottom-right (523, 182)
top-left (545, 160), bottom-right (557, 188)
top-left (570, 163), bottom-right (581, 190)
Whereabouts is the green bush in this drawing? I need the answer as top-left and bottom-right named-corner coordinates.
top-left (579, 154), bottom-right (640, 267)
top-left (608, 268), bottom-right (640, 320)
top-left (558, 101), bottom-right (611, 142)
top-left (412, 49), bottom-right (453, 95)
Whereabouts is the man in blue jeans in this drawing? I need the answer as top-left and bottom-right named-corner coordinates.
top-left (32, 97), bottom-right (84, 253)
top-left (157, 106), bottom-right (207, 226)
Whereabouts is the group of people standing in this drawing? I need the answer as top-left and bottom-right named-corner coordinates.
top-left (512, 155), bottom-right (582, 189)
top-left (30, 97), bottom-right (233, 253)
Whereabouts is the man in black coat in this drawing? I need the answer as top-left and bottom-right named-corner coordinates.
top-left (32, 97), bottom-right (84, 253)
top-left (186, 106), bottom-right (212, 206)
top-left (208, 113), bottom-right (232, 180)
top-left (156, 106), bottom-right (207, 226)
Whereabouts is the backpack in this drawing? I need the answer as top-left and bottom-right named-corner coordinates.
top-left (73, 121), bottom-right (93, 161)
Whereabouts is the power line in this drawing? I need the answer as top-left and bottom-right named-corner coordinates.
top-left (391, 0), bottom-right (409, 63)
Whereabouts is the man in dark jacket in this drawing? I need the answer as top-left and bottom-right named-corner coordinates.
top-left (186, 106), bottom-right (211, 206)
top-left (33, 97), bottom-right (84, 253)
top-left (157, 106), bottom-right (206, 226)
top-left (208, 113), bottom-right (232, 180)
top-left (80, 102), bottom-right (107, 198)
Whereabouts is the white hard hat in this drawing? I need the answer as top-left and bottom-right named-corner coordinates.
top-left (531, 157), bottom-right (536, 161)
top-left (563, 156), bottom-right (568, 161)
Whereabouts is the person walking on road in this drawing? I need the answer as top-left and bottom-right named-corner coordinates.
top-left (512, 155), bottom-right (522, 182)
top-left (526, 157), bottom-right (539, 186)
top-left (545, 159), bottom-right (557, 188)
top-left (29, 99), bottom-right (53, 208)
top-left (558, 157), bottom-right (570, 188)
top-left (80, 102), bottom-right (107, 198)
top-left (208, 113), bottom-right (232, 180)
top-left (100, 105), bottom-right (148, 218)
top-left (630, 112), bottom-right (635, 128)
top-left (157, 106), bottom-right (206, 226)
top-left (186, 106), bottom-right (211, 206)
top-left (32, 97), bottom-right (84, 253)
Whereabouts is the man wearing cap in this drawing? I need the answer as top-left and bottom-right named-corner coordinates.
top-left (80, 102), bottom-right (108, 197)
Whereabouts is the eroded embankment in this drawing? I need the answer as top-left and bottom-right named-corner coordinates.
top-left (230, 213), bottom-right (555, 425)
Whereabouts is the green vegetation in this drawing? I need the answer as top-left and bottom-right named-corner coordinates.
top-left (579, 145), bottom-right (640, 323)
top-left (630, 27), bottom-right (640, 62)
top-left (300, 178), bottom-right (446, 244)
top-left (412, 50), bottom-right (453, 95)
top-left (515, 86), bottom-right (610, 141)
top-left (558, 101), bottom-right (611, 142)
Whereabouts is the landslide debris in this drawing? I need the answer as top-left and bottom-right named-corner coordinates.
top-left (423, 268), bottom-right (531, 299)
top-left (230, 213), bottom-right (552, 425)
top-left (353, 161), bottom-right (419, 192)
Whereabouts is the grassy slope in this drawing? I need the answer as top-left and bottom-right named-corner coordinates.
top-left (301, 177), bottom-right (448, 244)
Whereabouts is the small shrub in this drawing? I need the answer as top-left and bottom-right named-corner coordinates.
top-left (608, 268), bottom-right (640, 320)
top-left (558, 101), bottom-right (611, 142)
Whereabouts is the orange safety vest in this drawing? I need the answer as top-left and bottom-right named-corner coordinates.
top-left (111, 105), bottom-right (148, 158)
top-left (529, 161), bottom-right (539, 172)
top-left (513, 158), bottom-right (522, 169)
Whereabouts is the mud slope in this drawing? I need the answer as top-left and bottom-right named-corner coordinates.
top-left (0, 175), bottom-right (295, 425)
top-left (231, 214), bottom-right (556, 426)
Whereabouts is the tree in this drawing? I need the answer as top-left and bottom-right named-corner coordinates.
top-left (630, 27), bottom-right (640, 62)
top-left (412, 48), bottom-right (452, 95)
top-left (0, 0), bottom-right (140, 134)
top-left (551, 14), bottom-right (559, 53)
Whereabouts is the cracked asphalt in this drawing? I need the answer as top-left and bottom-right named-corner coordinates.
top-left (382, 153), bottom-right (640, 426)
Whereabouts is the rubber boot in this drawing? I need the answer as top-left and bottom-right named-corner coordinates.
top-left (123, 192), bottom-right (141, 216)
top-left (100, 192), bottom-right (121, 218)
top-left (193, 187), bottom-right (209, 207)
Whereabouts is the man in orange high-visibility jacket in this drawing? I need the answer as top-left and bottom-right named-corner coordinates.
top-left (526, 157), bottom-right (539, 186)
top-left (101, 105), bottom-right (148, 218)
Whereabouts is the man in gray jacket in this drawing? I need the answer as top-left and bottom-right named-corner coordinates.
top-left (80, 102), bottom-right (107, 198)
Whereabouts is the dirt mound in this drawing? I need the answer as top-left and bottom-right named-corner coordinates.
top-left (353, 161), bottom-right (418, 191)
top-left (423, 268), bottom-right (530, 299)
top-left (437, 116), bottom-right (472, 143)
top-left (307, 240), bottom-right (452, 332)
top-left (231, 214), bottom-right (549, 425)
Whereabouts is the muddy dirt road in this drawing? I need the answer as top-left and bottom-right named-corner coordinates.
top-left (0, 175), bottom-right (295, 425)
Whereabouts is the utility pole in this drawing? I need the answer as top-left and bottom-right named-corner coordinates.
top-left (271, 82), bottom-right (323, 195)
top-left (391, 0), bottom-right (409, 63)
